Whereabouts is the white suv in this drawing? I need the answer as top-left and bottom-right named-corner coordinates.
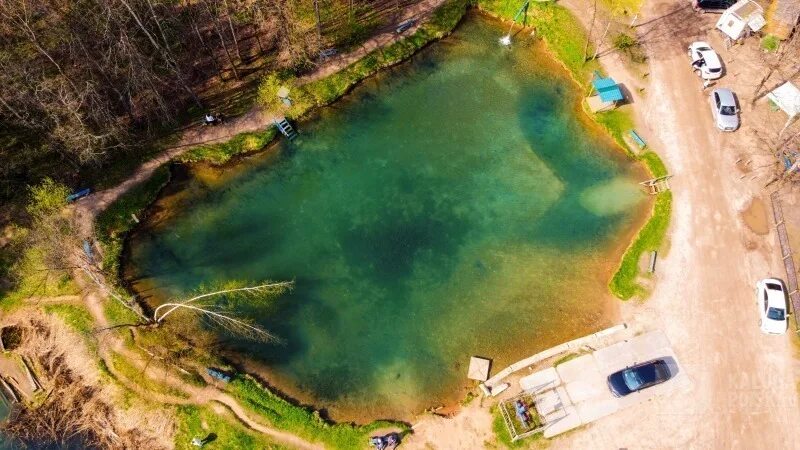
top-left (756, 278), bottom-right (789, 335)
top-left (688, 41), bottom-right (723, 80)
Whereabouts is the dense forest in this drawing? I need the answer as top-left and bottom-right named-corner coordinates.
top-left (0, 0), bottom-right (422, 202)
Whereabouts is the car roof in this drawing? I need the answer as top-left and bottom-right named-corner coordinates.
top-left (699, 50), bottom-right (721, 68)
top-left (714, 88), bottom-right (736, 105)
top-left (766, 285), bottom-right (786, 308)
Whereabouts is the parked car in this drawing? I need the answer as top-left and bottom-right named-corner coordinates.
top-left (688, 41), bottom-right (723, 79)
top-left (607, 358), bottom-right (673, 397)
top-left (756, 278), bottom-right (789, 335)
top-left (693, 0), bottom-right (736, 13)
top-left (709, 88), bottom-right (739, 131)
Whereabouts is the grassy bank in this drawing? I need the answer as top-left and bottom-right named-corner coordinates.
top-left (43, 304), bottom-right (94, 336)
top-left (174, 405), bottom-right (287, 450)
top-left (475, 1), bottom-right (672, 301)
top-left (258, 0), bottom-right (469, 119)
top-left (95, 164), bottom-right (171, 285)
top-left (178, 128), bottom-right (278, 165)
top-left (609, 191), bottom-right (672, 299)
top-left (477, 0), bottom-right (600, 84)
top-left (594, 108), bottom-right (672, 300)
top-left (228, 375), bottom-right (408, 450)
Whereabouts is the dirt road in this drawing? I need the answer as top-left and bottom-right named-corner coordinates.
top-left (552, 1), bottom-right (800, 448)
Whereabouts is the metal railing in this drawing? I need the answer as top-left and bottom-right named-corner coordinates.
top-left (770, 191), bottom-right (800, 331)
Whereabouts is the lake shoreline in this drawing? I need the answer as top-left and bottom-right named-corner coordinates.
top-left (121, 11), bottom-right (654, 424)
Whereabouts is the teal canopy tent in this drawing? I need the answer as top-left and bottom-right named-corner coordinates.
top-left (591, 74), bottom-right (624, 103)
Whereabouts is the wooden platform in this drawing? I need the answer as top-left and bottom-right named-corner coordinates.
top-left (586, 95), bottom-right (615, 113)
top-left (640, 175), bottom-right (672, 195)
top-left (468, 356), bottom-right (491, 381)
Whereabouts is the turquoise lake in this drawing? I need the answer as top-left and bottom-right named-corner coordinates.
top-left (126, 14), bottom-right (649, 420)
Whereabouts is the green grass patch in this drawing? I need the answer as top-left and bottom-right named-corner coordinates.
top-left (601, 0), bottom-right (643, 15)
top-left (178, 128), bottom-right (278, 165)
top-left (491, 405), bottom-right (534, 448)
top-left (639, 150), bottom-right (668, 178)
top-left (228, 375), bottom-right (408, 450)
top-left (174, 405), bottom-right (287, 450)
top-left (594, 108), bottom-right (635, 153)
top-left (43, 304), bottom-right (94, 335)
top-left (104, 298), bottom-right (142, 327)
top-left (478, 1), bottom-right (600, 83)
top-left (95, 164), bottom-right (170, 285)
top-left (108, 352), bottom-right (191, 399)
top-left (0, 245), bottom-right (80, 310)
top-left (609, 190), bottom-right (672, 300)
top-left (553, 352), bottom-right (581, 366)
top-left (761, 34), bottom-right (779, 52)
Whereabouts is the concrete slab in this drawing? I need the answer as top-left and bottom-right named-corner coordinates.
top-left (533, 388), bottom-right (565, 418)
top-left (576, 395), bottom-right (619, 422)
top-left (516, 328), bottom-right (688, 439)
top-left (592, 340), bottom-right (632, 372)
top-left (564, 374), bottom-right (607, 404)
top-left (629, 331), bottom-right (671, 361)
top-left (543, 405), bottom-right (582, 438)
top-left (520, 367), bottom-right (560, 393)
top-left (555, 354), bottom-right (595, 383)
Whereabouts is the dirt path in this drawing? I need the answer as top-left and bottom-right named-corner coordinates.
top-left (73, 0), bottom-right (447, 239)
top-left (73, 274), bottom-right (323, 450)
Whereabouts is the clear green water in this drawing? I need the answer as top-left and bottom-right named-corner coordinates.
top-left (127, 14), bottom-right (648, 420)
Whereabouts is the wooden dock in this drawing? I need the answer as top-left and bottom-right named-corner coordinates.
top-left (770, 192), bottom-right (800, 331)
top-left (640, 175), bottom-right (672, 195)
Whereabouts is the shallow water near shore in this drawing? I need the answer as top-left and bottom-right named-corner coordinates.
top-left (126, 14), bottom-right (649, 421)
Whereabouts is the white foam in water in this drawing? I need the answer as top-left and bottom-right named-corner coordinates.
top-left (579, 177), bottom-right (645, 217)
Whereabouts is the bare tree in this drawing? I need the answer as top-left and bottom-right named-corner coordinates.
top-left (583, 0), bottom-right (598, 62)
top-left (152, 281), bottom-right (294, 342)
top-left (751, 32), bottom-right (800, 104)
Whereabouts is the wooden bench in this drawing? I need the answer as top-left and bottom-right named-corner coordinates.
top-left (629, 130), bottom-right (647, 149)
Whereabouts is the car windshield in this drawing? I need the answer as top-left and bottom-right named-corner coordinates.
top-left (720, 105), bottom-right (736, 115)
top-left (766, 282), bottom-right (783, 291)
top-left (767, 307), bottom-right (785, 321)
top-left (623, 369), bottom-right (644, 391)
top-left (697, 46), bottom-right (711, 51)
top-left (709, 67), bottom-right (721, 73)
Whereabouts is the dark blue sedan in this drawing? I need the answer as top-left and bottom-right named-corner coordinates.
top-left (607, 358), bottom-right (673, 397)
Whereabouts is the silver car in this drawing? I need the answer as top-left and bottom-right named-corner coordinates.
top-left (709, 88), bottom-right (739, 132)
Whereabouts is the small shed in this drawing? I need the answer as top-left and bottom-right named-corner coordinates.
top-left (716, 0), bottom-right (766, 41)
top-left (587, 73), bottom-right (624, 112)
top-left (468, 356), bottom-right (492, 381)
top-left (767, 81), bottom-right (800, 133)
top-left (768, 82), bottom-right (800, 118)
